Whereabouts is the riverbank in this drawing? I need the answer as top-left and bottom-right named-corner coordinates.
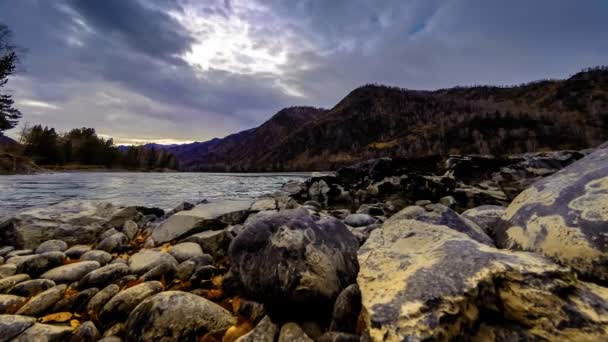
top-left (0, 144), bottom-right (607, 340)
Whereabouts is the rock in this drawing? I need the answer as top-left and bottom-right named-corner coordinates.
top-left (11, 322), bottom-right (73, 341)
top-left (329, 284), bottom-right (361, 334)
top-left (99, 228), bottom-right (119, 242)
top-left (183, 230), bottom-right (232, 259)
top-left (281, 180), bottom-right (305, 195)
top-left (16, 252), bottom-right (66, 277)
top-left (121, 220), bottom-right (138, 241)
top-left (303, 200), bottom-right (322, 211)
top-left (439, 195), bottom-right (457, 208)
top-left (0, 295), bottom-right (27, 314)
top-left (140, 262), bottom-right (176, 282)
top-left (190, 265), bottom-right (217, 285)
top-left (236, 316), bottom-right (278, 342)
top-left (151, 200), bottom-right (253, 244)
top-left (80, 250), bottom-right (113, 265)
top-left (5, 250), bottom-right (33, 258)
top-left (356, 204), bottom-right (384, 216)
top-left (40, 261), bottom-right (100, 284)
top-left (499, 145), bottom-right (608, 283)
top-left (278, 323), bottom-right (313, 342)
top-left (317, 332), bottom-right (360, 342)
top-left (87, 284), bottom-right (120, 317)
top-left (0, 274), bottom-right (30, 293)
top-left (103, 322), bottom-right (125, 338)
top-left (168, 242), bottom-right (203, 262)
top-left (0, 200), bottom-right (123, 249)
top-left (391, 204), bottom-right (494, 245)
top-left (0, 264), bottom-right (17, 279)
top-left (414, 199), bottom-right (432, 206)
top-left (175, 260), bottom-right (197, 281)
top-left (329, 209), bottom-right (351, 220)
top-left (128, 250), bottom-right (177, 275)
top-left (70, 321), bottom-right (100, 342)
top-left (99, 281), bottom-right (164, 326)
top-left (162, 201), bottom-right (194, 219)
top-left (344, 214), bottom-right (377, 228)
top-left (243, 211), bottom-right (279, 226)
top-left (250, 197), bottom-right (277, 211)
top-left (234, 299), bottom-right (266, 323)
top-left (9, 279), bottom-right (56, 297)
top-left (357, 217), bottom-right (608, 341)
top-left (461, 205), bottom-right (506, 238)
top-left (64, 245), bottom-right (92, 259)
top-left (35, 240), bottom-right (68, 254)
top-left (124, 291), bottom-right (235, 342)
top-left (96, 233), bottom-right (128, 253)
top-left (16, 284), bottom-right (67, 316)
top-left (0, 314), bottom-right (36, 341)
top-left (78, 263), bottom-right (129, 289)
top-left (98, 337), bottom-right (122, 342)
top-left (106, 207), bottom-right (143, 229)
top-left (53, 287), bottom-right (99, 313)
top-left (0, 246), bottom-right (15, 257)
top-left (229, 209), bottom-right (359, 318)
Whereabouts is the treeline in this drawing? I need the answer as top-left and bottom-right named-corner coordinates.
top-left (20, 125), bottom-right (178, 170)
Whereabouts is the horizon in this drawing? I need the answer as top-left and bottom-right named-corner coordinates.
top-left (1, 0), bottom-right (607, 145)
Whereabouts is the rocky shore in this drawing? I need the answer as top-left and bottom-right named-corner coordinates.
top-left (0, 144), bottom-right (607, 341)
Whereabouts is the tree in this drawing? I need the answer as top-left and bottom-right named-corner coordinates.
top-left (0, 24), bottom-right (22, 132)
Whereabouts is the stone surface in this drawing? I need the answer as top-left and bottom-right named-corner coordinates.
top-left (11, 322), bottom-right (73, 342)
top-left (64, 245), bottom-right (92, 259)
top-left (80, 250), bottom-right (113, 266)
top-left (87, 284), bottom-right (120, 317)
top-left (278, 323), bottom-right (314, 342)
top-left (96, 233), bottom-right (128, 253)
top-left (499, 145), bottom-right (608, 283)
top-left (122, 220), bottom-right (138, 240)
top-left (183, 230), bottom-right (232, 259)
top-left (9, 279), bottom-right (56, 297)
top-left (128, 250), bottom-right (177, 275)
top-left (317, 332), bottom-right (360, 342)
top-left (0, 295), bottom-right (26, 314)
top-left (0, 264), bottom-right (17, 279)
top-left (40, 261), bottom-right (100, 284)
top-left (0, 274), bottom-right (30, 293)
top-left (139, 262), bottom-right (176, 282)
top-left (0, 201), bottom-right (123, 249)
top-left (78, 263), bottom-right (129, 289)
top-left (0, 247), bottom-right (15, 257)
top-left (53, 287), bottom-right (99, 313)
top-left (344, 213), bottom-right (377, 228)
top-left (250, 197), bottom-right (277, 211)
top-left (99, 281), bottom-right (164, 326)
top-left (124, 291), bottom-right (235, 342)
top-left (0, 314), bottom-right (36, 341)
top-left (16, 252), bottom-right (65, 277)
top-left (329, 284), bottom-right (361, 334)
top-left (151, 199), bottom-right (253, 244)
top-left (461, 205), bottom-right (506, 238)
top-left (16, 284), bottom-right (67, 316)
top-left (168, 242), bottom-right (203, 262)
top-left (5, 250), bottom-right (33, 258)
top-left (357, 217), bottom-right (608, 341)
top-left (70, 321), bottom-right (100, 342)
top-left (229, 209), bottom-right (359, 318)
top-left (35, 240), bottom-right (68, 254)
top-left (236, 315), bottom-right (278, 342)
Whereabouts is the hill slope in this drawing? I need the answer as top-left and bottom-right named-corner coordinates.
top-left (174, 66), bottom-right (608, 171)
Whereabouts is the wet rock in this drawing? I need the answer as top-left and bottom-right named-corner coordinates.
top-left (124, 291), bottom-right (235, 342)
top-left (87, 284), bottom-right (120, 317)
top-left (9, 279), bottom-right (56, 297)
top-left (0, 201), bottom-right (123, 249)
top-left (461, 205), bottom-right (506, 238)
top-left (35, 240), bottom-right (68, 254)
top-left (106, 207), bottom-right (143, 229)
top-left (190, 265), bottom-right (217, 285)
top-left (344, 214), bottom-right (377, 228)
top-left (229, 209), bottom-right (359, 318)
top-left (0, 274), bottom-right (30, 293)
top-left (53, 287), bottom-right (99, 313)
top-left (317, 332), bottom-right (360, 342)
top-left (278, 323), bottom-right (313, 342)
top-left (0, 314), bottom-right (36, 341)
top-left (391, 204), bottom-right (494, 245)
top-left (0, 295), bottom-right (27, 314)
top-left (121, 220), bottom-right (138, 241)
top-left (236, 315), bottom-right (278, 342)
top-left (96, 233), bottom-right (128, 253)
top-left (162, 201), bottom-right (194, 219)
top-left (140, 262), bottom-right (176, 282)
top-left (6, 250), bottom-right (33, 258)
top-left (16, 252), bottom-right (66, 277)
top-left (151, 200), bottom-right (253, 244)
top-left (0, 264), bottom-right (17, 279)
top-left (41, 261), bottom-right (100, 284)
top-left (168, 242), bottom-right (203, 262)
top-left (329, 284), bottom-right (361, 334)
top-left (358, 217), bottom-right (608, 341)
top-left (499, 145), bottom-right (608, 283)
top-left (12, 322), bottom-right (73, 341)
top-left (99, 281), bottom-right (164, 326)
top-left (64, 245), bottom-right (92, 259)
top-left (128, 250), bottom-right (177, 275)
top-left (0, 246), bottom-right (15, 257)
top-left (70, 321), bottom-right (100, 342)
top-left (78, 263), bottom-right (129, 289)
top-left (183, 230), bottom-right (232, 259)
top-left (250, 197), bottom-right (277, 211)
top-left (16, 284), bottom-right (67, 316)
top-left (80, 250), bottom-right (113, 266)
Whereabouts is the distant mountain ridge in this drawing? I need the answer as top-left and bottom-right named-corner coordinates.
top-left (151, 66), bottom-right (608, 171)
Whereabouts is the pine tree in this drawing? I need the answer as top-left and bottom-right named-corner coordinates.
top-left (0, 24), bottom-right (22, 132)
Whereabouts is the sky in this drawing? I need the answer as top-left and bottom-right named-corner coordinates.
top-left (0, 0), bottom-right (607, 145)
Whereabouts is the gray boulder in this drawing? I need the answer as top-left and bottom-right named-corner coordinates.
top-left (0, 314), bottom-right (36, 341)
top-left (16, 252), bottom-right (65, 277)
top-left (40, 261), bottom-right (100, 284)
top-left (9, 279), bottom-right (56, 297)
top-left (11, 322), bottom-right (73, 341)
top-left (53, 287), bottom-right (99, 313)
top-left (87, 284), bottom-right (120, 317)
top-left (236, 316), bottom-right (278, 342)
top-left (121, 220), bottom-right (138, 240)
top-left (0, 264), bottom-right (16, 279)
top-left (77, 263), bottom-right (130, 289)
top-left (278, 323), bottom-right (313, 342)
top-left (128, 250), bottom-right (177, 275)
top-left (183, 230), bottom-right (232, 259)
top-left (99, 281), bottom-right (164, 326)
top-left (124, 291), bottom-right (235, 342)
top-left (168, 242), bottom-right (203, 262)
top-left (0, 274), bottom-right (30, 293)
top-left (329, 284), bottom-right (361, 334)
top-left (0, 295), bottom-right (27, 314)
top-left (461, 205), bottom-right (506, 238)
top-left (80, 250), bottom-right (113, 265)
top-left (64, 245), bottom-right (92, 259)
top-left (139, 262), bottom-right (176, 282)
top-left (344, 214), bottom-right (377, 228)
top-left (70, 321), bottom-right (100, 342)
top-left (96, 233), bottom-right (128, 253)
top-left (35, 240), bottom-right (68, 254)
top-left (0, 247), bottom-right (14, 257)
top-left (16, 284), bottom-right (67, 316)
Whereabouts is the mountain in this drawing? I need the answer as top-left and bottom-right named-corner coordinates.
top-left (171, 66), bottom-right (608, 171)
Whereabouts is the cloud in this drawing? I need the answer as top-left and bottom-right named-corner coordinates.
top-left (0, 0), bottom-right (606, 143)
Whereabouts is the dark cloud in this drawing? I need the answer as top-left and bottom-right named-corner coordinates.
top-left (0, 0), bottom-right (606, 144)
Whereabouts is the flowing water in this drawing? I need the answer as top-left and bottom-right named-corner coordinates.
top-left (0, 172), bottom-right (312, 219)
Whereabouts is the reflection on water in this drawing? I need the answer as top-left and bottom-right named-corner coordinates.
top-left (0, 172), bottom-right (311, 219)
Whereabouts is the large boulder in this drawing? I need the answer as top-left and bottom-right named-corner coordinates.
top-left (228, 209), bottom-right (359, 318)
top-left (357, 217), bottom-right (608, 341)
top-left (0, 201), bottom-right (124, 249)
top-left (128, 250), bottom-right (177, 275)
top-left (99, 281), bottom-right (164, 326)
top-left (40, 261), bottom-right (100, 284)
top-left (151, 200), bottom-right (252, 244)
top-left (461, 205), bottom-right (506, 238)
top-left (124, 291), bottom-right (235, 341)
top-left (499, 145), bottom-right (608, 283)
top-left (0, 314), bottom-right (36, 341)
